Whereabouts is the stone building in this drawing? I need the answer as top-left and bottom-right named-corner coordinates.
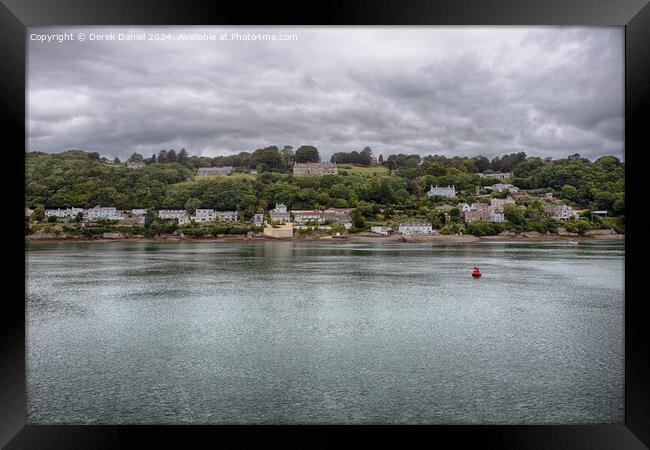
top-left (292, 162), bottom-right (338, 177)
top-left (196, 166), bottom-right (234, 176)
top-left (427, 185), bottom-right (456, 198)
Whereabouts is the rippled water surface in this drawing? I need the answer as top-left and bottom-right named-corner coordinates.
top-left (26, 240), bottom-right (624, 424)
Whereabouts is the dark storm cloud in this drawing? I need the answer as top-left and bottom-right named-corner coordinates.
top-left (27, 26), bottom-right (623, 161)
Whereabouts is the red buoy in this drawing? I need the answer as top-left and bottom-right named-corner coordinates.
top-left (472, 266), bottom-right (482, 278)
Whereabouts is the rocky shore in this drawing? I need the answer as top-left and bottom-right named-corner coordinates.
top-left (25, 230), bottom-right (624, 244)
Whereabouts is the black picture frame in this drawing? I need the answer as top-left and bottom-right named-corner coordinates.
top-left (3, 0), bottom-right (648, 447)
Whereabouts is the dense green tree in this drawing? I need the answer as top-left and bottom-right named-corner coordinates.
top-left (177, 148), bottom-right (190, 167)
top-left (449, 207), bottom-right (461, 222)
top-left (31, 205), bottom-right (45, 222)
top-left (25, 149), bottom-right (624, 237)
top-left (474, 156), bottom-right (490, 173)
top-left (250, 146), bottom-right (284, 171)
top-left (185, 197), bottom-right (201, 215)
top-left (295, 145), bottom-right (320, 163)
top-left (128, 152), bottom-right (144, 163)
top-left (504, 204), bottom-right (526, 228)
top-left (352, 210), bottom-right (366, 229)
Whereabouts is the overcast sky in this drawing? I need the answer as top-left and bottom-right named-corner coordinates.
top-left (27, 26), bottom-right (624, 161)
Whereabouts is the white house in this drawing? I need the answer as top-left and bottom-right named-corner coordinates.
top-left (193, 209), bottom-right (216, 223)
top-left (270, 203), bottom-right (290, 223)
top-left (44, 208), bottom-right (69, 218)
top-left (427, 185), bottom-right (456, 198)
top-left (86, 206), bottom-right (124, 221)
top-left (216, 211), bottom-right (239, 222)
top-left (253, 213), bottom-right (264, 226)
top-left (398, 221), bottom-right (433, 235)
top-left (273, 204), bottom-right (288, 213)
top-left (291, 210), bottom-right (324, 224)
top-left (45, 207), bottom-right (84, 219)
top-left (548, 204), bottom-right (579, 220)
top-left (488, 208), bottom-right (505, 223)
top-left (126, 161), bottom-right (145, 169)
top-left (158, 210), bottom-right (188, 221)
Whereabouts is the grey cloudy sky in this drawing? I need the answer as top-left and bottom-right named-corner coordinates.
top-left (27, 26), bottom-right (624, 161)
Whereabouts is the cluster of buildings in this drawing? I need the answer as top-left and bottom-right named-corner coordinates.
top-left (190, 209), bottom-right (239, 224)
top-left (425, 183), bottom-right (523, 199)
top-left (39, 203), bottom-right (356, 229)
top-left (33, 176), bottom-right (583, 238)
top-left (44, 206), bottom-right (147, 224)
top-left (370, 222), bottom-right (435, 235)
top-left (431, 195), bottom-right (579, 224)
top-left (370, 223), bottom-right (434, 235)
top-left (157, 209), bottom-right (238, 225)
top-left (452, 197), bottom-right (515, 223)
top-left (188, 163), bottom-right (342, 178)
top-left (289, 208), bottom-right (353, 229)
top-left (43, 207), bottom-right (85, 219)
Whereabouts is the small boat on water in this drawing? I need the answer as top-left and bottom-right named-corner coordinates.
top-left (472, 266), bottom-right (482, 278)
top-left (568, 240), bottom-right (578, 244)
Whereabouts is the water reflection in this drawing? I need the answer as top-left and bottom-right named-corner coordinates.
top-left (26, 241), bottom-right (624, 424)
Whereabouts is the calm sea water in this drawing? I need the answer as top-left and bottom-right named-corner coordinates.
top-left (26, 240), bottom-right (624, 424)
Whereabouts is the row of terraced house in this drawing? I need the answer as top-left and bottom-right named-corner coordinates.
top-left (43, 206), bottom-right (148, 224)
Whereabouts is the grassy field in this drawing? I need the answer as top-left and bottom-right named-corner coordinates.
top-left (336, 164), bottom-right (390, 176)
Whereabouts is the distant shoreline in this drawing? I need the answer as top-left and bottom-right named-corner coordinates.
top-left (25, 233), bottom-right (624, 244)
